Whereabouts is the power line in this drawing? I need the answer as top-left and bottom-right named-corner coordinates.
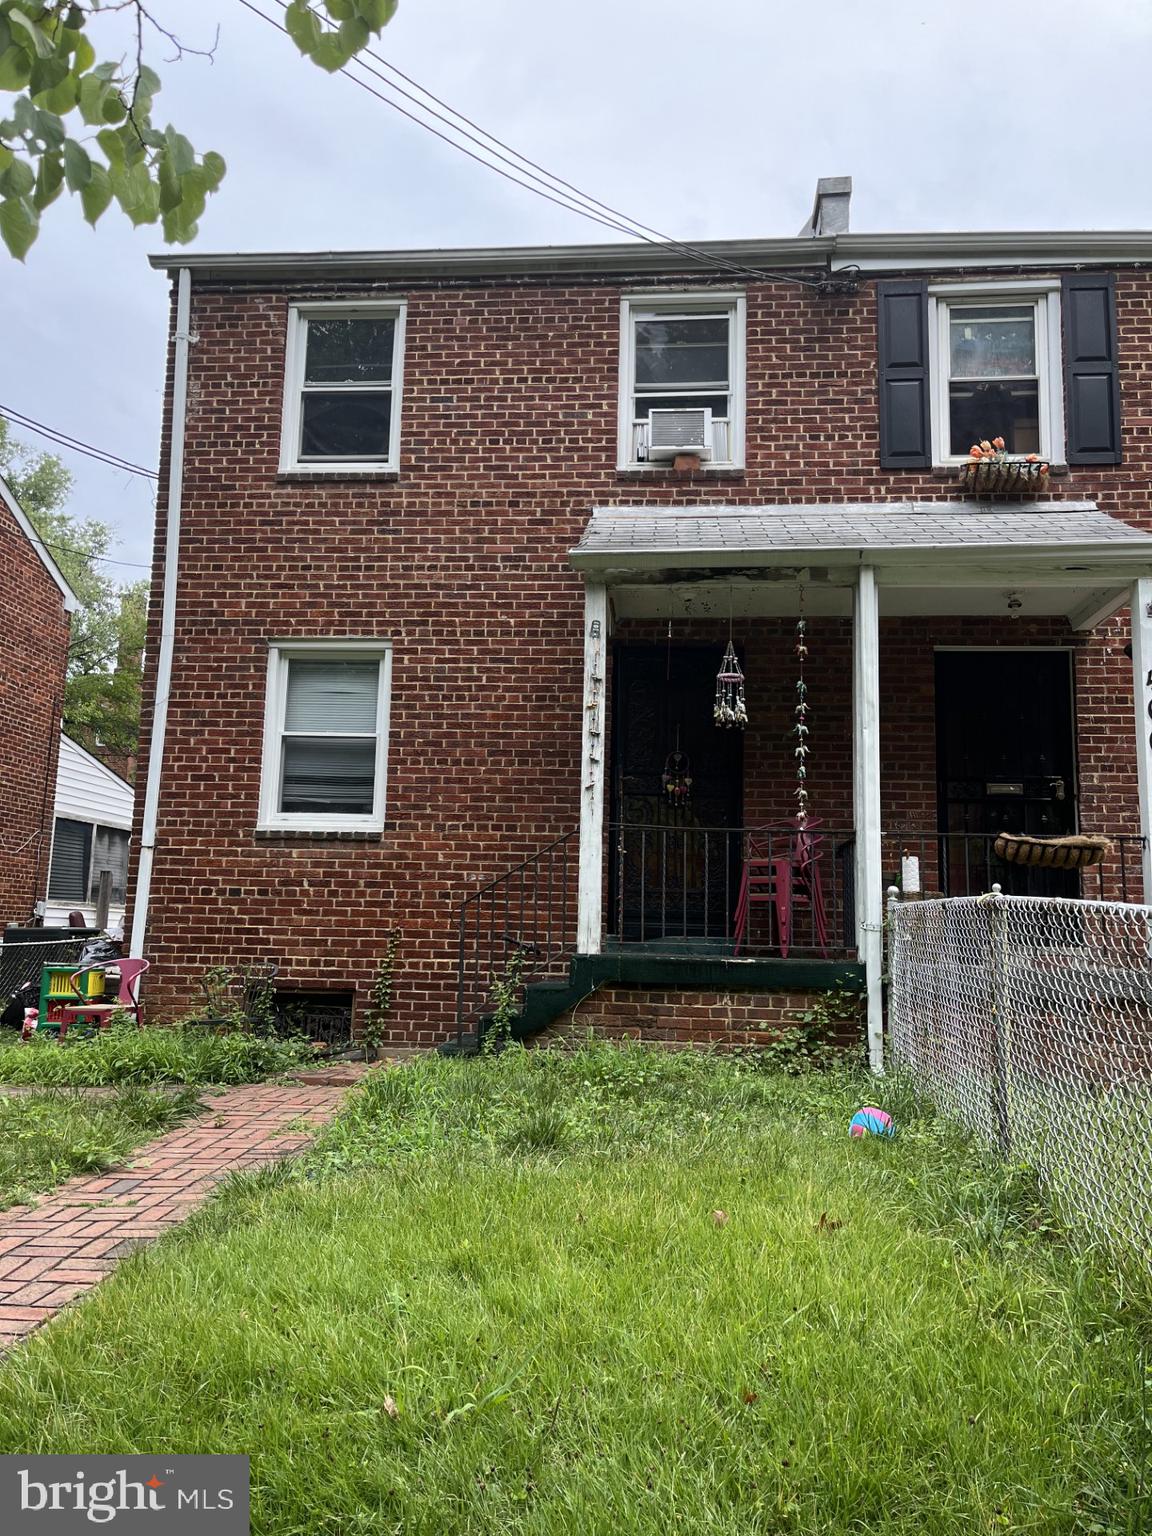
top-left (0, 405), bottom-right (159, 480)
top-left (38, 539), bottom-right (151, 571)
top-left (240, 0), bottom-right (830, 290)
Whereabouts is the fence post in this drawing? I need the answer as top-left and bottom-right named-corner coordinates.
top-left (987, 884), bottom-right (1013, 1155)
top-left (94, 869), bottom-right (112, 933)
top-left (885, 886), bottom-right (900, 1063)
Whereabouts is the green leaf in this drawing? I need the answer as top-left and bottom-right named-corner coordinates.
top-left (62, 137), bottom-right (91, 191)
top-left (0, 44), bottom-right (32, 90)
top-left (0, 193), bottom-right (38, 258)
top-left (96, 126), bottom-right (125, 166)
top-left (62, 27), bottom-right (94, 75)
top-left (79, 161), bottom-right (111, 224)
top-left (0, 144), bottom-right (12, 173)
top-left (201, 150), bottom-right (226, 190)
top-left (163, 125), bottom-right (195, 176)
top-left (33, 65), bottom-right (78, 116)
top-left (78, 72), bottom-right (109, 125)
top-left (7, 8), bottom-right (56, 61)
top-left (28, 52), bottom-right (68, 98)
top-left (157, 153), bottom-right (180, 213)
top-left (339, 17), bottom-right (370, 53)
top-left (358, 0), bottom-right (399, 29)
top-left (311, 34), bottom-right (349, 71)
top-left (284, 2), bottom-right (323, 54)
top-left (162, 202), bottom-right (198, 245)
top-left (30, 106), bottom-right (65, 149)
top-left (0, 155), bottom-right (34, 197)
top-left (326, 0), bottom-right (356, 18)
top-left (32, 149), bottom-right (63, 209)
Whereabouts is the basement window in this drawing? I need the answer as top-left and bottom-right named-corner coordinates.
top-left (280, 302), bottom-right (407, 472)
top-left (618, 292), bottom-right (745, 469)
top-left (258, 641), bottom-right (393, 832)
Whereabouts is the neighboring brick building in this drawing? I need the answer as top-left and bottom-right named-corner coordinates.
top-left (134, 181), bottom-right (1152, 1057)
top-left (0, 476), bottom-right (76, 927)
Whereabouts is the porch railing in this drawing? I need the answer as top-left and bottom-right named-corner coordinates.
top-left (454, 831), bottom-right (579, 1049)
top-left (606, 823), bottom-right (1146, 959)
top-left (609, 823), bottom-right (858, 958)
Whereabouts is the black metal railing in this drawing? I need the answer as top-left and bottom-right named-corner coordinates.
top-left (610, 823), bottom-right (858, 958)
top-left (884, 829), bottom-right (1146, 904)
top-left (454, 831), bottom-right (579, 1049)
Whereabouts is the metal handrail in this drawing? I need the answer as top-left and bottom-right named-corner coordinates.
top-left (454, 830), bottom-right (579, 1049)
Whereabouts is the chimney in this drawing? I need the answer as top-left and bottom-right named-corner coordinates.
top-left (798, 176), bottom-right (852, 237)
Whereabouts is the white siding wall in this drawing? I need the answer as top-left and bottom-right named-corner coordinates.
top-left (44, 736), bottom-right (134, 929)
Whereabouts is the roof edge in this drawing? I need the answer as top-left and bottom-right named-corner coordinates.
top-left (150, 230), bottom-right (1152, 282)
top-left (60, 731), bottom-right (134, 795)
top-left (0, 474), bottom-right (80, 612)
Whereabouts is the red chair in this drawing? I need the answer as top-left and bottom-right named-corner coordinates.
top-left (60, 959), bottom-right (150, 1036)
top-left (733, 822), bottom-right (829, 959)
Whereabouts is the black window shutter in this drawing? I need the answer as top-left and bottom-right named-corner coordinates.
top-left (48, 818), bottom-right (92, 903)
top-left (877, 280), bottom-right (931, 469)
top-left (1062, 272), bottom-right (1121, 465)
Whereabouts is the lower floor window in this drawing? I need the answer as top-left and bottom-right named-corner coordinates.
top-left (259, 642), bottom-right (392, 831)
top-left (48, 818), bottom-right (130, 905)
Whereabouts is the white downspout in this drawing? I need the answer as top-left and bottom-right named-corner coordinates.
top-left (1130, 577), bottom-right (1152, 904)
top-left (129, 266), bottom-right (191, 959)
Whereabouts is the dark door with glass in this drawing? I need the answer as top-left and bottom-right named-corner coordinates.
top-left (935, 650), bottom-right (1077, 897)
top-left (610, 644), bottom-right (743, 943)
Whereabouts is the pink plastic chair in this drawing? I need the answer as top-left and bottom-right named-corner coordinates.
top-left (60, 959), bottom-right (150, 1035)
top-left (733, 821), bottom-right (829, 958)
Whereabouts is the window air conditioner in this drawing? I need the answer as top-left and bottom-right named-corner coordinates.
top-left (645, 407), bottom-right (713, 461)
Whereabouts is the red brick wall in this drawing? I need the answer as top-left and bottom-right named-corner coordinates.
top-left (0, 494), bottom-right (70, 925)
top-left (541, 985), bottom-right (860, 1050)
top-left (131, 266), bottom-right (1152, 1043)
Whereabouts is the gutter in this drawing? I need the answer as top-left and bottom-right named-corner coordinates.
top-left (129, 266), bottom-right (191, 960)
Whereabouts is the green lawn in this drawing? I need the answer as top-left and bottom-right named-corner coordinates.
top-left (0, 1086), bottom-right (199, 1208)
top-left (0, 1044), bottom-right (1148, 1535)
top-left (0, 1026), bottom-right (313, 1086)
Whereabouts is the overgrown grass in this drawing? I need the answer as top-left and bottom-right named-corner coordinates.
top-left (1, 1042), bottom-right (1150, 1535)
top-left (0, 1026), bottom-right (313, 1086)
top-left (0, 1087), bottom-right (200, 1208)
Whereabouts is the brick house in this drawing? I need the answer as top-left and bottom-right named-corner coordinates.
top-left (0, 475), bottom-right (77, 927)
top-left (133, 180), bottom-right (1152, 1058)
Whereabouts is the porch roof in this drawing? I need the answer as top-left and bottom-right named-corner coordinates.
top-left (568, 503), bottom-right (1152, 626)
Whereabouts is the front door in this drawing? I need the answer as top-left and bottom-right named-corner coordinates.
top-left (610, 644), bottom-right (743, 943)
top-left (935, 649), bottom-right (1077, 896)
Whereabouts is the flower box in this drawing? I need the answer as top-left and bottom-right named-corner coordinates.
top-left (993, 833), bottom-right (1111, 870)
top-left (960, 459), bottom-right (1050, 495)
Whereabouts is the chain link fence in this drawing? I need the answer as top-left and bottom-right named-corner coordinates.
top-left (888, 890), bottom-right (1152, 1263)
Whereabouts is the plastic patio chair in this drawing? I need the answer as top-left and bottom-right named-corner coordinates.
top-left (59, 958), bottom-right (150, 1036)
top-left (732, 821), bottom-right (830, 959)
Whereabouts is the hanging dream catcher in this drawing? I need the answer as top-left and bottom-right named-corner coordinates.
top-left (662, 748), bottom-right (693, 805)
top-left (794, 584), bottom-right (810, 827)
top-left (714, 593), bottom-right (747, 728)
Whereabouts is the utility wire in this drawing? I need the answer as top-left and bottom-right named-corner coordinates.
top-left (0, 405), bottom-right (159, 480)
top-left (241, 0), bottom-right (831, 289)
top-left (37, 539), bottom-right (151, 571)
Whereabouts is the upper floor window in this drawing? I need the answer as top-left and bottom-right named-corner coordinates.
top-left (618, 293), bottom-right (745, 469)
top-left (280, 302), bottom-right (407, 473)
top-left (929, 283), bottom-right (1064, 466)
top-left (258, 641), bottom-right (392, 832)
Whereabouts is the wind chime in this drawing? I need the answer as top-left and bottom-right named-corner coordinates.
top-left (662, 619), bottom-right (692, 806)
top-left (714, 591), bottom-right (747, 729)
top-left (794, 583), bottom-right (810, 828)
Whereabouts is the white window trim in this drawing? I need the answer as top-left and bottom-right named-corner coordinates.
top-left (279, 301), bottom-right (407, 474)
top-left (927, 280), bottom-right (1065, 469)
top-left (258, 639), bottom-right (393, 833)
top-left (617, 291), bottom-right (746, 470)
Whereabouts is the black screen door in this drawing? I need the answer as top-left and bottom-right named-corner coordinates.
top-left (610, 644), bottom-right (743, 942)
top-left (935, 649), bottom-right (1077, 897)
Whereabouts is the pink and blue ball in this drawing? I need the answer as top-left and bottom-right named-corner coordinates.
top-left (850, 1107), bottom-right (895, 1138)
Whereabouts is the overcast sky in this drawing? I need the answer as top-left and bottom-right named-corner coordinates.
top-left (2, 0), bottom-right (1150, 576)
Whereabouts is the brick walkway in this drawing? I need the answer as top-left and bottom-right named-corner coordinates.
top-left (0, 1079), bottom-right (360, 1350)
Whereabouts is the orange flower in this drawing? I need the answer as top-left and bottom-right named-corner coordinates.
top-left (969, 446), bottom-right (982, 459)
top-left (1025, 453), bottom-right (1038, 462)
top-left (979, 440), bottom-right (993, 452)
top-left (992, 436), bottom-right (1005, 450)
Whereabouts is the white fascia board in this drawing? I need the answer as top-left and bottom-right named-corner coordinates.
top-left (0, 474), bottom-right (79, 611)
top-left (60, 731), bottom-right (134, 794)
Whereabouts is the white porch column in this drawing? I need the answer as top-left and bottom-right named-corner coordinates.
top-left (853, 566), bottom-right (884, 1074)
top-left (1130, 578), bottom-right (1152, 903)
top-left (577, 582), bottom-right (609, 953)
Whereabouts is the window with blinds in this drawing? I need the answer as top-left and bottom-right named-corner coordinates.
top-left (48, 818), bottom-right (92, 902)
top-left (91, 826), bottom-right (130, 904)
top-left (259, 644), bottom-right (392, 830)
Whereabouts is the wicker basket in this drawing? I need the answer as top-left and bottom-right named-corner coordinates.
top-left (960, 460), bottom-right (1049, 495)
top-left (992, 833), bottom-right (1112, 869)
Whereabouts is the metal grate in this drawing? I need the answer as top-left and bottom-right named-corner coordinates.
top-left (888, 889), bottom-right (1152, 1263)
